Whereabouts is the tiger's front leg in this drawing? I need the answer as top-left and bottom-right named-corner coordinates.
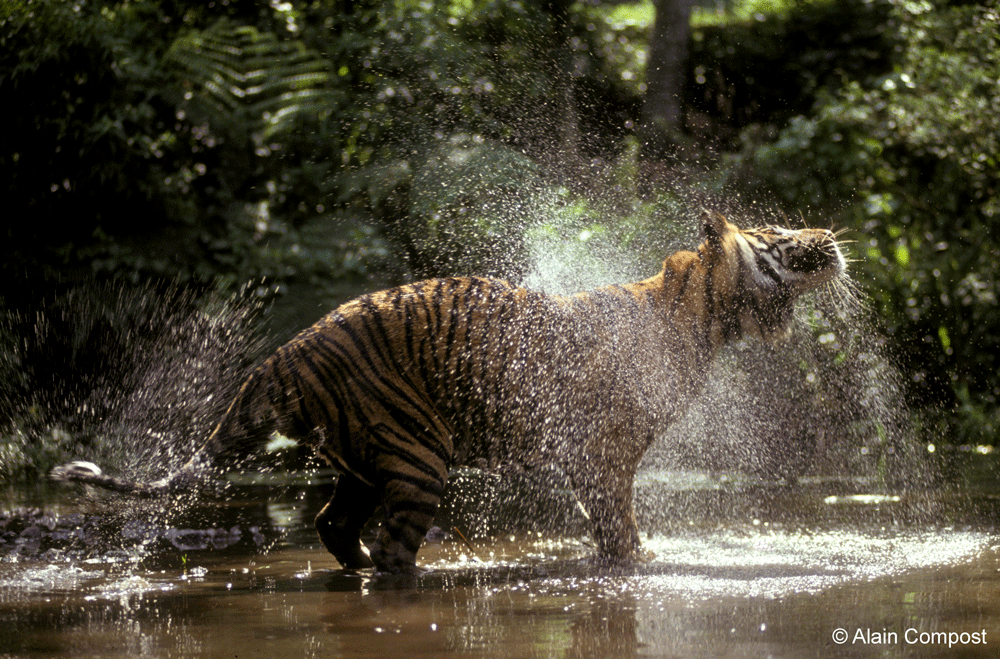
top-left (575, 469), bottom-right (644, 565)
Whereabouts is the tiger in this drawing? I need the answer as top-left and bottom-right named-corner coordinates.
top-left (52, 209), bottom-right (846, 574)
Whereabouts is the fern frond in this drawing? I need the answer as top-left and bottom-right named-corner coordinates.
top-left (165, 18), bottom-right (340, 141)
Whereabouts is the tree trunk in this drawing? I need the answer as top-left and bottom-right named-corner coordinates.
top-left (639, 0), bottom-right (696, 161)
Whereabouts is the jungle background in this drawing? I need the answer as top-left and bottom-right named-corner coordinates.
top-left (1, 0), bottom-right (998, 483)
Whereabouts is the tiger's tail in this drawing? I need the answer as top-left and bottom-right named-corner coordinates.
top-left (50, 355), bottom-right (280, 498)
top-left (49, 460), bottom-right (201, 498)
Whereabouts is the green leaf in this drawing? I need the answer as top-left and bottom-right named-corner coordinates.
top-left (164, 18), bottom-right (340, 142)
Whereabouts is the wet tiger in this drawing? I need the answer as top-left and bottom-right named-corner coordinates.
top-left (52, 209), bottom-right (846, 574)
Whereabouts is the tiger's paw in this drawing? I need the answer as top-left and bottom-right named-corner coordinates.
top-left (370, 547), bottom-right (423, 576)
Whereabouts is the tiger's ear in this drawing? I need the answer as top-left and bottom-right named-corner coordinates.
top-left (700, 209), bottom-right (730, 246)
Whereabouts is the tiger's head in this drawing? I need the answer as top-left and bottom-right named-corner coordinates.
top-left (698, 209), bottom-right (847, 342)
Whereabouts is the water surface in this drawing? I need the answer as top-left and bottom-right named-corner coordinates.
top-left (2, 472), bottom-right (998, 658)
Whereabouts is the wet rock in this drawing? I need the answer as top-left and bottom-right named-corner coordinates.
top-left (1, 512), bottom-right (27, 536)
top-left (249, 526), bottom-right (267, 547)
top-left (19, 525), bottom-right (42, 540)
top-left (424, 526), bottom-right (451, 543)
top-left (163, 526), bottom-right (245, 551)
top-left (0, 506), bottom-right (284, 562)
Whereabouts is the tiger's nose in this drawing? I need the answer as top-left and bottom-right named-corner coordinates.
top-left (812, 228), bottom-right (837, 244)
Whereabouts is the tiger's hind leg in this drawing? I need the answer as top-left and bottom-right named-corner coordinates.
top-left (315, 473), bottom-right (378, 569)
top-left (369, 449), bottom-right (449, 575)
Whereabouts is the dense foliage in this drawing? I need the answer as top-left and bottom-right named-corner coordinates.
top-left (725, 1), bottom-right (1000, 443)
top-left (1, 0), bottom-right (647, 291)
top-left (1, 0), bottom-right (998, 480)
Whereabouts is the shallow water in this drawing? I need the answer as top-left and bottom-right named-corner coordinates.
top-left (2, 472), bottom-right (1000, 658)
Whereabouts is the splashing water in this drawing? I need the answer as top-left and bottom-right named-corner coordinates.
top-left (0, 279), bottom-right (267, 523)
top-left (515, 191), bottom-right (930, 530)
top-left (648, 279), bottom-right (918, 484)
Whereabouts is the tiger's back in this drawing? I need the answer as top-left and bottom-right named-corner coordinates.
top-left (259, 272), bottom-right (705, 471)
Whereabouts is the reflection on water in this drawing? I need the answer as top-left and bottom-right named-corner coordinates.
top-left (2, 484), bottom-right (999, 659)
top-left (639, 527), bottom-right (991, 598)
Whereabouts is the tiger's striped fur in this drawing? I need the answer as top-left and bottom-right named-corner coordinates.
top-left (52, 210), bottom-right (846, 573)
